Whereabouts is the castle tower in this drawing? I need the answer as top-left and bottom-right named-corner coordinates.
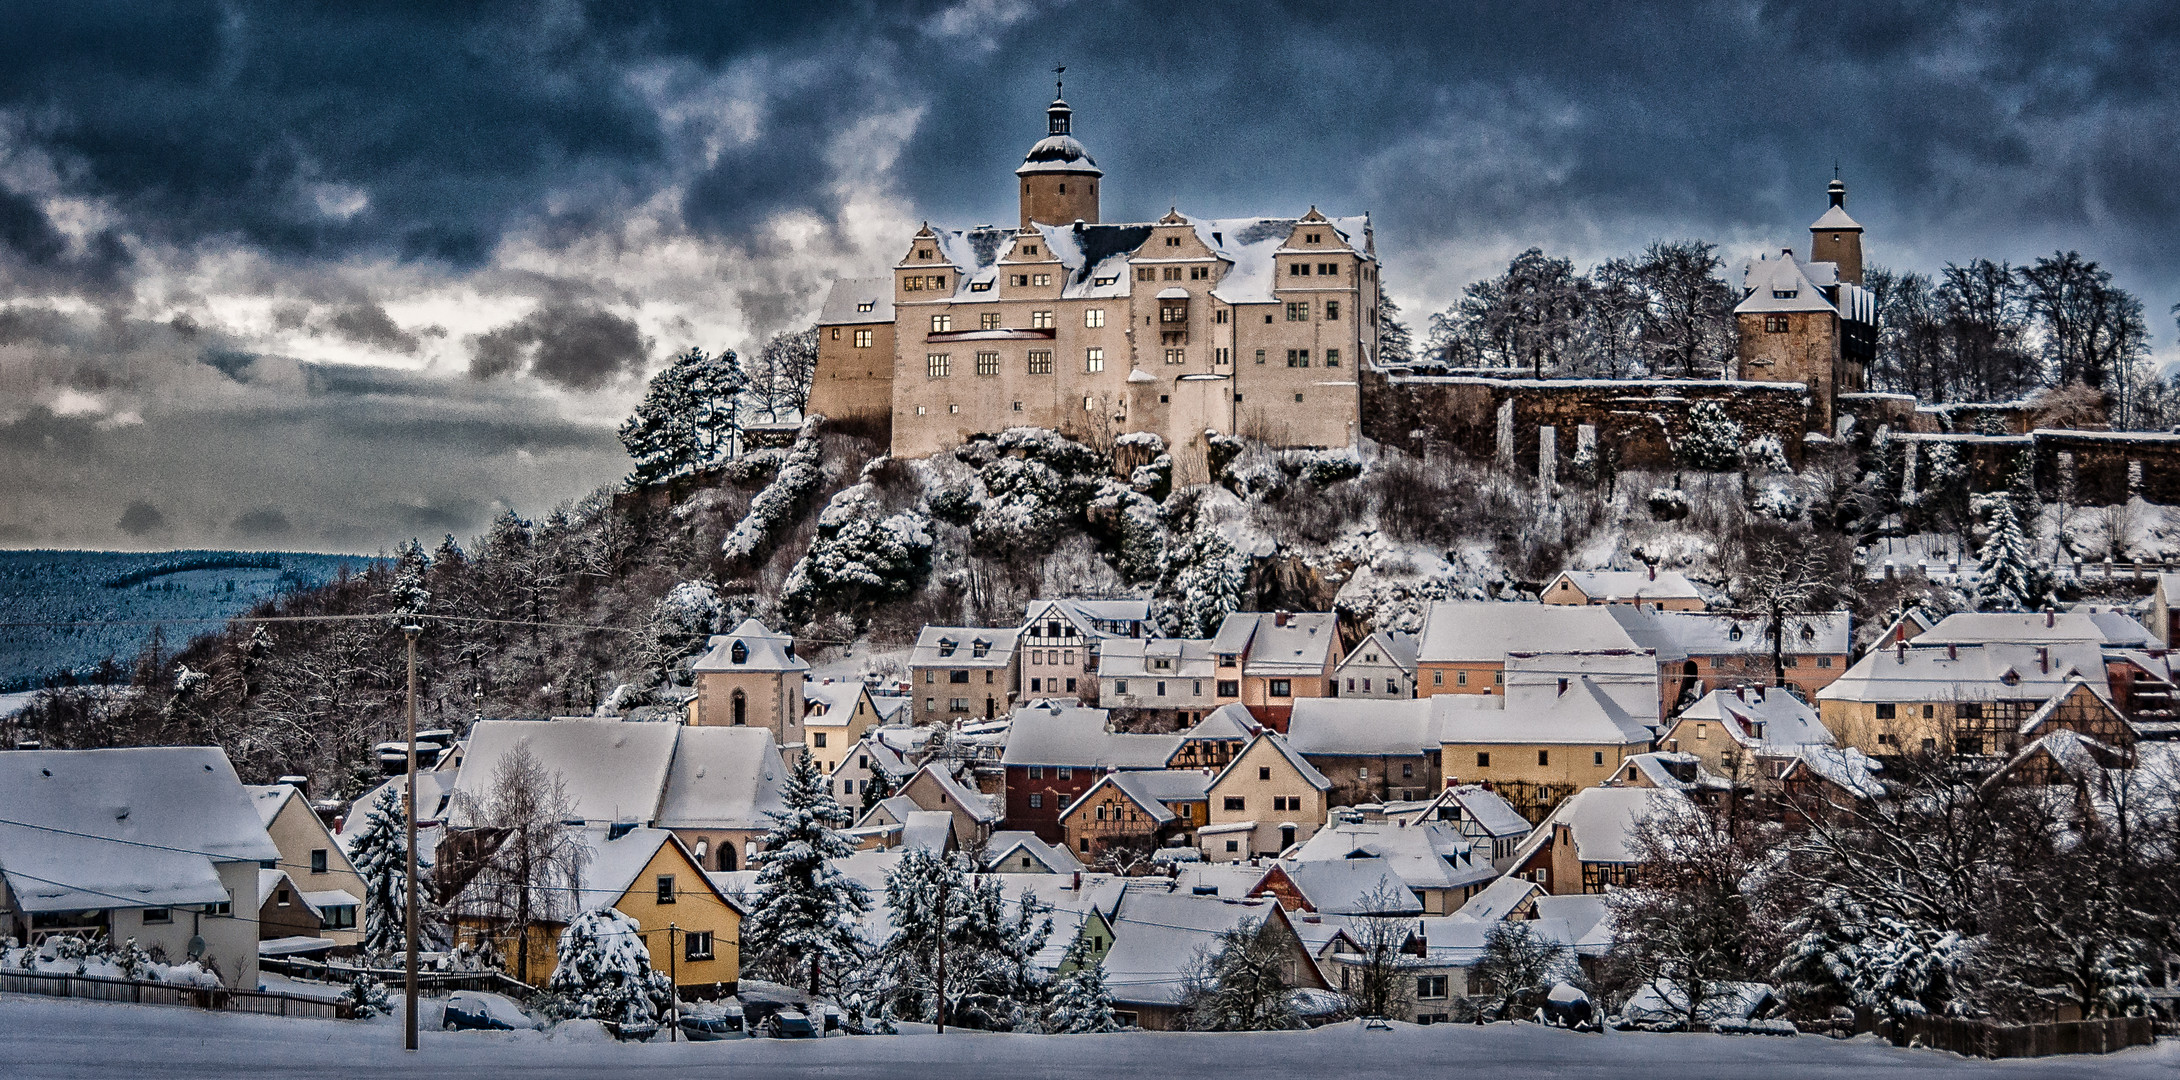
top-left (1016, 92), bottom-right (1101, 230)
top-left (1808, 175), bottom-right (1863, 285)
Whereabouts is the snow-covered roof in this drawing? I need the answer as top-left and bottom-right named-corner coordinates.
top-left (1212, 733), bottom-right (1333, 793)
top-left (1917, 611), bottom-right (2150, 648)
top-left (654, 726), bottom-right (788, 831)
top-left (1513, 786), bottom-right (1689, 868)
top-left (450, 719), bottom-right (678, 828)
top-left (984, 831), bottom-right (1085, 875)
top-left (1673, 687), bottom-right (1832, 751)
top-left (1195, 214), bottom-right (1372, 306)
top-left (1547, 569), bottom-right (1702, 604)
top-left (1606, 608), bottom-right (1851, 659)
top-left (900, 811), bottom-right (955, 854)
top-left (1288, 820), bottom-right (1492, 894)
top-left (1613, 751), bottom-right (1730, 791)
top-left (1171, 862), bottom-right (1270, 898)
top-left (1015, 124), bottom-right (1101, 176)
top-left (0, 747), bottom-right (279, 914)
top-left (1816, 641), bottom-right (2110, 705)
top-left (1531, 893), bottom-right (1615, 954)
top-left (1735, 250), bottom-right (1837, 315)
top-left (1103, 892), bottom-right (1284, 1005)
top-left (1024, 597), bottom-right (1152, 638)
top-left (1423, 785), bottom-right (1533, 839)
top-left (1336, 629), bottom-right (1419, 673)
top-left (689, 619), bottom-right (809, 674)
top-left (1454, 875), bottom-right (1541, 922)
top-left (1000, 703), bottom-right (1180, 768)
top-left (1211, 611), bottom-right (1340, 675)
top-left (910, 625), bottom-right (1022, 668)
top-left (1435, 677), bottom-right (1654, 748)
top-left (1787, 746), bottom-right (1885, 800)
top-left (1810, 203), bottom-right (1862, 231)
top-left (1417, 602), bottom-right (1643, 662)
top-left (246, 783), bottom-right (301, 828)
top-left (803, 680), bottom-right (867, 724)
top-left (1178, 703), bottom-right (1263, 743)
top-left (1284, 697), bottom-right (1438, 757)
top-left (909, 763), bottom-right (1002, 824)
top-left (1098, 637), bottom-right (1217, 680)
top-left (1268, 856), bottom-right (1420, 915)
top-left (815, 276), bottom-right (895, 326)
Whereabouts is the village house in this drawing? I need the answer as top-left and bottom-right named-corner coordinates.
top-left (910, 625), bottom-right (1024, 723)
top-left (1284, 820), bottom-right (1496, 914)
top-left (1379, 785), bottom-right (1534, 870)
top-left (1098, 637), bottom-right (1218, 722)
top-left (899, 762), bottom-right (1004, 849)
top-left (1332, 629), bottom-right (1420, 699)
top-left (1815, 639), bottom-right (2113, 758)
top-left (1057, 769), bottom-right (1211, 861)
top-left (247, 784), bottom-right (365, 949)
top-left (1508, 785), bottom-right (1691, 895)
top-left (999, 703), bottom-right (1184, 841)
top-left (1020, 597), bottom-right (1151, 702)
top-left (688, 619), bottom-right (809, 753)
top-left (1282, 697), bottom-right (1443, 805)
top-left (0, 747), bottom-right (278, 989)
top-left (1169, 704), bottom-right (1263, 769)
top-left (1413, 601), bottom-right (1646, 696)
top-left (1662, 686), bottom-right (1834, 782)
top-left (1604, 606), bottom-right (1853, 710)
top-left (983, 831), bottom-right (1086, 875)
top-left (802, 679), bottom-right (885, 776)
top-left (828, 727), bottom-right (923, 807)
top-left (1435, 675), bottom-right (1658, 822)
top-left (1100, 890), bottom-right (1332, 1030)
top-left (1210, 610), bottom-right (1343, 728)
top-left (1201, 731), bottom-right (1334, 860)
top-left (1251, 857), bottom-right (1420, 916)
top-left (1540, 568), bottom-right (1707, 611)
top-left (1913, 609), bottom-right (2155, 650)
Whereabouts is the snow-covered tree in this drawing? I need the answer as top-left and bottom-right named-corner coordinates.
top-left (642, 581), bottom-right (723, 683)
top-left (387, 539), bottom-right (431, 620)
top-left (1156, 524), bottom-right (1247, 637)
top-left (721, 416), bottom-right (825, 565)
top-left (1044, 936), bottom-right (1121, 1033)
top-left (858, 762), bottom-right (896, 814)
top-left (1776, 894), bottom-right (1965, 1024)
top-left (872, 848), bottom-right (1051, 1030)
top-left (779, 503), bottom-right (933, 623)
top-left (619, 347), bottom-right (743, 487)
top-left (1475, 921), bottom-right (1574, 1020)
top-left (1607, 797), bottom-right (1761, 1032)
top-left (1677, 401), bottom-right (1744, 471)
top-left (743, 751), bottom-right (869, 998)
top-left (349, 784), bottom-right (426, 959)
top-left (1179, 918), bottom-right (1305, 1031)
top-left (545, 907), bottom-right (674, 1028)
top-left (1976, 496), bottom-right (2045, 611)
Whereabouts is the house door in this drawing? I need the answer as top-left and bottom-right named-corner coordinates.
top-left (1280, 825), bottom-right (1297, 850)
top-left (986, 697), bottom-right (996, 720)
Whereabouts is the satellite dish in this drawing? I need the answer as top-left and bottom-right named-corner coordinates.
top-left (187, 935), bottom-right (206, 960)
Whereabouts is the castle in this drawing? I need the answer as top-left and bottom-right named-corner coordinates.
top-left (1730, 175), bottom-right (1877, 434)
top-left (808, 91), bottom-right (1383, 467)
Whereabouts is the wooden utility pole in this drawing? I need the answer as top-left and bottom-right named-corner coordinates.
top-left (667, 923), bottom-right (679, 1043)
top-left (402, 623), bottom-right (421, 1052)
top-left (934, 873), bottom-right (949, 1035)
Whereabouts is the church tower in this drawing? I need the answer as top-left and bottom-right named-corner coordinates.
top-left (1808, 175), bottom-right (1863, 285)
top-left (1016, 87), bottom-right (1101, 230)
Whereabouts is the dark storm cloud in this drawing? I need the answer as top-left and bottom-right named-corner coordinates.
top-left (230, 507), bottom-right (293, 537)
top-left (328, 302), bottom-right (421, 353)
top-left (468, 303), bottom-right (652, 390)
top-left (115, 501), bottom-right (168, 537)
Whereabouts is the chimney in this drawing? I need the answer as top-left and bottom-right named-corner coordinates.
top-left (1648, 564), bottom-right (1657, 581)
top-left (1896, 641), bottom-right (1907, 664)
top-left (1755, 686), bottom-right (1767, 702)
top-left (1557, 678), bottom-right (1569, 696)
top-left (1947, 644), bottom-right (1958, 661)
top-left (2045, 608), bottom-right (2056, 629)
top-left (2038, 647), bottom-right (2050, 674)
top-left (1735, 686), bottom-right (1747, 702)
top-left (1275, 611), bottom-right (1290, 627)
top-left (1781, 247), bottom-right (1794, 258)
top-left (1071, 870), bottom-right (1081, 891)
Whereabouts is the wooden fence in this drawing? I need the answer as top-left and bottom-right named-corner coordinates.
top-left (258, 957), bottom-right (536, 1002)
top-left (1889, 1014), bottom-right (2155, 1059)
top-left (0, 969), bottom-right (352, 1020)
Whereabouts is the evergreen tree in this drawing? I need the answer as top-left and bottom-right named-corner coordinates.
top-left (873, 849), bottom-right (1051, 1030)
top-left (1677, 401), bottom-right (1744, 471)
top-left (859, 762), bottom-right (895, 814)
top-left (744, 751), bottom-right (869, 998)
top-left (349, 784), bottom-right (424, 959)
top-left (386, 538), bottom-right (431, 621)
top-left (1155, 524), bottom-right (1248, 637)
top-left (1376, 292), bottom-right (1415, 366)
top-left (618, 346), bottom-right (743, 487)
top-left (546, 907), bottom-right (675, 1028)
top-left (1977, 497), bottom-right (2045, 611)
top-left (1044, 936), bottom-right (1121, 1032)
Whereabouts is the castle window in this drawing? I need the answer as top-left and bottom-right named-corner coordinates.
top-left (918, 248), bottom-right (932, 260)
top-left (1255, 349), bottom-right (1266, 364)
top-left (1287, 349), bottom-right (1309, 368)
top-left (927, 353), bottom-right (951, 377)
top-left (1325, 348), bottom-right (1341, 367)
top-left (1024, 244), bottom-right (1039, 255)
top-left (949, 404), bottom-right (959, 413)
top-left (1085, 348), bottom-right (1104, 373)
top-left (1160, 304), bottom-right (1187, 324)
top-left (970, 281), bottom-right (991, 291)
top-left (853, 329), bottom-right (873, 348)
top-left (1318, 262), bottom-right (1339, 275)
top-left (975, 352), bottom-right (1000, 376)
top-left (1765, 315), bottom-right (1789, 333)
top-left (1294, 393), bottom-right (1304, 402)
top-left (830, 327), bottom-right (840, 340)
top-left (1165, 349), bottom-right (1185, 365)
top-left (1027, 350), bottom-right (1053, 374)
top-left (1163, 267), bottom-right (1182, 281)
top-left (1289, 263), bottom-right (1311, 276)
top-left (1033, 273), bottom-right (1052, 286)
top-left (1086, 308), bottom-right (1106, 328)
top-left (931, 275), bottom-right (946, 290)
top-left (931, 314), bottom-right (952, 333)
top-left (1215, 309), bottom-right (1228, 324)
top-left (1137, 268), bottom-right (1155, 281)
top-left (1032, 310), bottom-right (1055, 329)
top-left (1215, 347), bottom-right (1230, 364)
top-left (1286, 302), bottom-right (1309, 321)
top-left (980, 312), bottom-right (1001, 330)
top-left (1306, 232), bottom-right (1321, 243)
top-left (1165, 236), bottom-right (1181, 247)
top-left (1011, 274), bottom-right (1029, 287)
top-left (1084, 396), bottom-right (1096, 411)
top-left (1094, 275), bottom-right (1116, 286)
top-left (1324, 300), bottom-right (1341, 321)
top-left (905, 277), bottom-right (923, 291)
top-left (1190, 266), bottom-right (1210, 280)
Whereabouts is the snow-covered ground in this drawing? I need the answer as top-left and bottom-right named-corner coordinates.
top-left (1, 995), bottom-right (2172, 1079)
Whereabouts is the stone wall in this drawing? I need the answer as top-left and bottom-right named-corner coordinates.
top-left (1360, 369), bottom-right (1812, 471)
top-left (1887, 430), bottom-right (2180, 505)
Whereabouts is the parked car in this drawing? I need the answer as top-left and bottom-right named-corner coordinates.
top-left (763, 1009), bottom-right (818, 1038)
top-left (441, 991), bottom-right (538, 1032)
top-left (678, 1002), bottom-right (745, 1041)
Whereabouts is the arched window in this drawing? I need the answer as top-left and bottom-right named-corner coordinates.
top-left (730, 640), bottom-right (748, 665)
top-left (717, 842), bottom-right (737, 872)
top-left (732, 689), bottom-right (747, 726)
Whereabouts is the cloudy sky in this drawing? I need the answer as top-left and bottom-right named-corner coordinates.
top-left (3, 1), bottom-right (2177, 553)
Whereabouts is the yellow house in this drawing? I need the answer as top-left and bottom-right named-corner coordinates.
top-left (803, 679), bottom-right (882, 776)
top-left (455, 826), bottom-right (743, 993)
top-left (1434, 676), bottom-right (1655, 823)
top-left (1815, 641), bottom-right (2110, 757)
top-left (1414, 601), bottom-right (1644, 697)
top-left (1540, 569), bottom-right (1707, 611)
top-left (247, 784), bottom-right (366, 948)
top-left (1202, 732), bottom-right (1332, 860)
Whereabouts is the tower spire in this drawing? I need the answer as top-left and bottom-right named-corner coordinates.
top-left (1054, 64), bottom-right (1065, 100)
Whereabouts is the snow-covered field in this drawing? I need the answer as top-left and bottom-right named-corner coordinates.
top-left (1, 995), bottom-right (2171, 1079)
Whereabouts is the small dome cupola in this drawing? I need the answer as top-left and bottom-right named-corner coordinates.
top-left (1016, 71), bottom-right (1102, 229)
top-left (1827, 175), bottom-right (1847, 208)
top-left (1048, 97), bottom-right (1073, 136)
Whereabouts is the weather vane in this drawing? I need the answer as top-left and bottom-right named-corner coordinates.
top-left (1054, 65), bottom-right (1065, 99)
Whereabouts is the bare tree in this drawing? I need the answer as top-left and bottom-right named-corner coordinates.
top-left (1475, 920), bottom-right (1573, 1020)
top-left (749, 328), bottom-right (820, 423)
top-left (1607, 796), bottom-right (1764, 1031)
top-left (452, 741), bottom-right (588, 983)
top-left (1339, 885), bottom-right (1418, 1020)
top-left (1179, 917), bottom-right (1306, 1031)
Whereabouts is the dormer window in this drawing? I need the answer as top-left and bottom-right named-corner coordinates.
top-left (2000, 670), bottom-right (2020, 687)
top-left (1772, 288), bottom-right (1795, 299)
top-left (971, 639), bottom-right (990, 658)
top-left (856, 301), bottom-right (874, 313)
top-left (1727, 625), bottom-right (1744, 642)
top-left (938, 639), bottom-right (957, 658)
top-left (730, 641), bottom-right (748, 665)
top-left (1800, 623), bottom-right (1816, 643)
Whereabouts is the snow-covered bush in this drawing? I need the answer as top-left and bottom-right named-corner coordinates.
top-left (1742, 435), bottom-right (1790, 474)
top-left (1677, 401), bottom-right (1744, 471)
top-left (1296, 450), bottom-right (1363, 486)
top-left (544, 908), bottom-right (674, 1029)
top-left (1156, 523), bottom-right (1248, 637)
top-left (721, 417), bottom-right (825, 565)
top-left (1044, 937), bottom-right (1122, 1033)
top-left (779, 501), bottom-right (934, 622)
top-left (1750, 479), bottom-right (1804, 522)
top-left (1647, 487), bottom-right (1691, 522)
top-left (346, 974), bottom-right (394, 1019)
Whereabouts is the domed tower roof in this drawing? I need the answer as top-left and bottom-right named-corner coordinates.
top-left (1017, 98), bottom-right (1103, 177)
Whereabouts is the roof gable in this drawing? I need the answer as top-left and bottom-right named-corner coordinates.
top-left (1211, 732), bottom-right (1333, 793)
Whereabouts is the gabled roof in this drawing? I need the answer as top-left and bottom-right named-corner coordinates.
top-left (910, 625), bottom-right (1022, 668)
top-left (803, 679), bottom-right (869, 724)
top-left (1284, 697), bottom-right (1438, 757)
top-left (0, 747), bottom-right (279, 914)
top-left (2016, 677), bottom-right (2134, 739)
top-left (1211, 732), bottom-right (1333, 793)
top-left (1422, 785), bottom-right (1532, 839)
top-left (1103, 892), bottom-right (1291, 1005)
top-left (1817, 641), bottom-right (2109, 704)
top-left (1417, 602), bottom-right (1643, 662)
top-left (1336, 629), bottom-right (1420, 672)
top-left (450, 718), bottom-right (679, 828)
top-left (1510, 786), bottom-right (1690, 869)
top-left (1547, 569), bottom-right (1703, 604)
top-left (1734, 250), bottom-right (1837, 315)
top-left (1672, 687), bottom-right (1832, 751)
top-left (1918, 611), bottom-right (2151, 648)
top-left (1454, 875), bottom-right (1541, 922)
top-left (1024, 597), bottom-right (1152, 630)
top-left (900, 811), bottom-right (955, 854)
top-left (1607, 608), bottom-right (1851, 658)
top-left (1288, 820), bottom-right (1493, 893)
top-left (815, 276), bottom-right (894, 326)
top-left (1782, 746), bottom-right (1886, 800)
top-left (908, 763), bottom-right (1002, 824)
top-left (1098, 637), bottom-right (1216, 679)
top-left (654, 726), bottom-right (788, 831)
top-left (1000, 703), bottom-right (1181, 768)
top-left (1178, 703), bottom-right (1263, 743)
top-left (690, 619), bottom-right (808, 674)
top-left (984, 831), bottom-right (1085, 875)
top-left (1612, 751), bottom-right (1731, 791)
top-left (246, 783), bottom-right (302, 828)
top-left (1264, 857), bottom-right (1420, 915)
top-left (1435, 677), bottom-right (1654, 747)
top-left (1211, 612), bottom-right (1340, 675)
top-left (914, 213), bottom-right (1370, 308)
